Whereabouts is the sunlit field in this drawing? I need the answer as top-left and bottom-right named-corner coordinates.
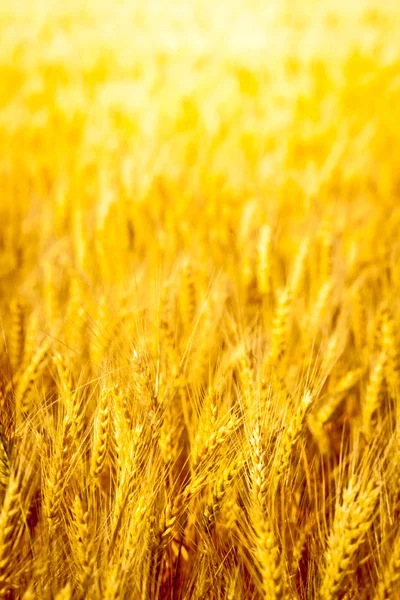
top-left (1, 1), bottom-right (400, 598)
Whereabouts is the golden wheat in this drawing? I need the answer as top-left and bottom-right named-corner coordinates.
top-left (1, 1), bottom-right (400, 598)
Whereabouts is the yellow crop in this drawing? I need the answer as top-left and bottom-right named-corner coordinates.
top-left (1, 1), bottom-right (400, 598)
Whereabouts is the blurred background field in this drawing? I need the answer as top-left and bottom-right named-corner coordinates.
top-left (1, 1), bottom-right (400, 265)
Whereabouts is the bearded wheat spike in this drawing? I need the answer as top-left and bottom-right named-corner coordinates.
top-left (192, 386), bottom-right (219, 462)
top-left (54, 354), bottom-right (85, 440)
top-left (249, 413), bottom-right (285, 599)
top-left (0, 430), bottom-right (11, 489)
top-left (112, 419), bottom-right (143, 538)
top-left (125, 494), bottom-right (150, 560)
top-left (322, 327), bottom-right (345, 372)
top-left (16, 342), bottom-right (49, 417)
top-left (269, 287), bottom-right (292, 364)
top-left (375, 531), bottom-right (400, 600)
top-left (53, 353), bottom-right (74, 399)
top-left (237, 347), bottom-right (255, 409)
top-left (305, 279), bottom-right (333, 345)
top-left (363, 352), bottom-right (386, 438)
top-left (46, 415), bottom-right (74, 523)
top-left (112, 388), bottom-right (132, 480)
top-left (131, 349), bottom-right (154, 405)
top-left (253, 508), bottom-right (285, 600)
top-left (0, 476), bottom-right (21, 596)
top-left (192, 415), bottom-right (237, 473)
top-left (204, 386), bottom-right (219, 430)
top-left (319, 478), bottom-right (380, 600)
top-left (9, 299), bottom-right (24, 371)
top-left (371, 302), bottom-right (387, 355)
top-left (289, 236), bottom-right (310, 297)
top-left (160, 416), bottom-right (236, 546)
top-left (275, 391), bottom-right (312, 487)
top-left (103, 563), bottom-right (121, 600)
top-left (22, 311), bottom-right (39, 370)
top-left (90, 387), bottom-right (110, 479)
top-left (250, 418), bottom-right (269, 507)
top-left (203, 455), bottom-right (243, 530)
top-left (160, 484), bottom-right (192, 547)
top-left (313, 369), bottom-right (363, 431)
top-left (159, 397), bottom-right (183, 466)
top-left (335, 367), bottom-right (364, 394)
top-left (71, 494), bottom-right (92, 589)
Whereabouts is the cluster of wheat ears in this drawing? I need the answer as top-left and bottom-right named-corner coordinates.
top-left (1, 1), bottom-right (400, 599)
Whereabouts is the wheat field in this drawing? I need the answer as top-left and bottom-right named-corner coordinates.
top-left (1, 1), bottom-right (400, 598)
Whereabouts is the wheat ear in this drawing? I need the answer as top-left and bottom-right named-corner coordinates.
top-left (275, 391), bottom-right (312, 488)
top-left (45, 415), bottom-right (74, 524)
top-left (250, 417), bottom-right (285, 599)
top-left (203, 455), bottom-right (243, 531)
top-left (375, 531), bottom-right (400, 600)
top-left (0, 476), bottom-right (21, 597)
top-left (9, 299), bottom-right (24, 371)
top-left (319, 478), bottom-right (380, 600)
top-left (269, 286), bottom-right (292, 364)
top-left (71, 494), bottom-right (92, 590)
top-left (90, 386), bottom-right (110, 480)
top-left (363, 352), bottom-right (386, 438)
